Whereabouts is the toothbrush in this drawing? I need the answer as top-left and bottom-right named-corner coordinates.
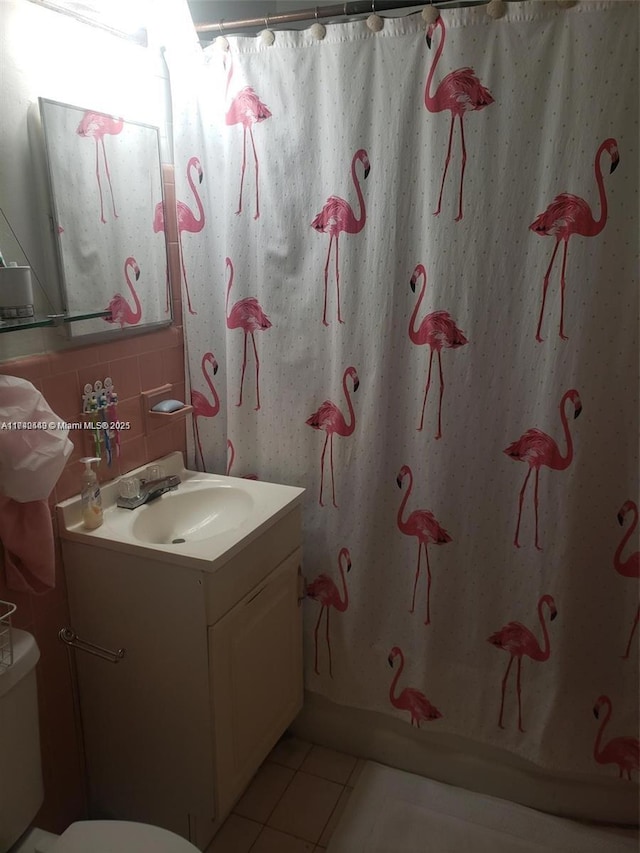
top-left (99, 393), bottom-right (111, 466)
top-left (89, 399), bottom-right (101, 458)
top-left (98, 392), bottom-right (112, 466)
top-left (108, 391), bottom-right (121, 458)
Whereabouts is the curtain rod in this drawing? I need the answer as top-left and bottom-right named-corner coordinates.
top-left (195, 1), bottom-right (489, 36)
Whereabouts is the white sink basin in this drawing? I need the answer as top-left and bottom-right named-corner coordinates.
top-left (131, 482), bottom-right (254, 544)
top-left (56, 452), bottom-right (304, 570)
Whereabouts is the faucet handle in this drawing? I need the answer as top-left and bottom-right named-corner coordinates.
top-left (119, 477), bottom-right (141, 499)
top-left (146, 464), bottom-right (164, 481)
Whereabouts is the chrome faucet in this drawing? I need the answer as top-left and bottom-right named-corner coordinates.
top-left (116, 474), bottom-right (181, 510)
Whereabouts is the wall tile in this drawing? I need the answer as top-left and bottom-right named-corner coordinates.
top-left (49, 347), bottom-right (99, 376)
top-left (146, 324), bottom-right (182, 352)
top-left (96, 333), bottom-right (147, 364)
top-left (146, 422), bottom-right (183, 461)
top-left (117, 397), bottom-right (144, 440)
top-left (167, 242), bottom-right (181, 299)
top-left (139, 350), bottom-right (166, 392)
top-left (106, 354), bottom-right (142, 402)
top-left (163, 183), bottom-right (179, 243)
top-left (162, 344), bottom-right (185, 385)
top-left (118, 434), bottom-right (148, 475)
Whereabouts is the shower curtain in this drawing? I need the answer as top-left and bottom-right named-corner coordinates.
top-left (167, 1), bottom-right (639, 781)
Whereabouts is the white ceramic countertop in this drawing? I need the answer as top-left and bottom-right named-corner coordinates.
top-left (56, 451), bottom-right (304, 572)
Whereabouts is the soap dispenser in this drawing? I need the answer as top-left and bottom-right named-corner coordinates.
top-left (80, 457), bottom-right (103, 530)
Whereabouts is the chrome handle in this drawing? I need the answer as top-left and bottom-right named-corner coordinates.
top-left (59, 628), bottom-right (126, 664)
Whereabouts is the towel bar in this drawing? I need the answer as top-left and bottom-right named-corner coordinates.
top-left (58, 627), bottom-right (126, 664)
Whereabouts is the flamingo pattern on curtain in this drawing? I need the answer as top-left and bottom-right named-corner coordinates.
top-left (167, 1), bottom-right (639, 780)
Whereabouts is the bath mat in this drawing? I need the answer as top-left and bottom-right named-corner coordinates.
top-left (327, 763), bottom-right (637, 852)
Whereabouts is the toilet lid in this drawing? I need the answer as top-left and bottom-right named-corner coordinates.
top-left (54, 820), bottom-right (201, 853)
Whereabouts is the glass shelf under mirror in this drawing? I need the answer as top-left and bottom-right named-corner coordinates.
top-left (0, 309), bottom-right (112, 334)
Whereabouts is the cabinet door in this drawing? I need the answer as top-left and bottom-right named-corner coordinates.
top-left (209, 549), bottom-right (303, 818)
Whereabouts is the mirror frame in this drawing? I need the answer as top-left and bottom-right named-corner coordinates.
top-left (39, 96), bottom-right (172, 341)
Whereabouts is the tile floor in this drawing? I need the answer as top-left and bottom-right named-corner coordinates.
top-left (206, 738), bottom-right (366, 853)
top-left (206, 738), bottom-right (640, 852)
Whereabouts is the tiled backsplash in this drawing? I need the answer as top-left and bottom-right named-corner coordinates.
top-left (1, 324), bottom-right (187, 505)
top-left (0, 165), bottom-right (188, 832)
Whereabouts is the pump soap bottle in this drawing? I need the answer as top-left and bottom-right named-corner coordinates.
top-left (80, 457), bottom-right (103, 530)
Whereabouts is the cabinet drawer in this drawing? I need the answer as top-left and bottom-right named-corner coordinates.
top-left (204, 507), bottom-right (302, 624)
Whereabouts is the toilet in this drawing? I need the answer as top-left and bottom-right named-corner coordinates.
top-left (2, 629), bottom-right (200, 853)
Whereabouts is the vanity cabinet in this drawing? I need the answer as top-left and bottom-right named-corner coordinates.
top-left (60, 506), bottom-right (303, 851)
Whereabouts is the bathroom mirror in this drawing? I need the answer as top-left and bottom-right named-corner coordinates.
top-left (39, 97), bottom-right (171, 339)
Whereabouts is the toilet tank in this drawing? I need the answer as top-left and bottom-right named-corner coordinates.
top-left (0, 628), bottom-right (43, 853)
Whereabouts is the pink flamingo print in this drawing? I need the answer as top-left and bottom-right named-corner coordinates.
top-left (174, 156), bottom-right (205, 316)
top-left (409, 263), bottom-right (468, 438)
top-left (226, 439), bottom-right (258, 480)
top-left (504, 389), bottom-right (582, 550)
top-left (615, 500), bottom-right (639, 659)
top-left (223, 52), bottom-right (271, 219)
top-left (225, 257), bottom-right (271, 410)
top-left (388, 646), bottom-right (442, 727)
top-left (396, 464), bottom-right (451, 626)
top-left (306, 366), bottom-right (359, 508)
top-left (190, 352), bottom-right (220, 472)
top-left (311, 149), bottom-right (370, 326)
top-left (104, 257), bottom-right (141, 328)
top-left (76, 111), bottom-right (123, 224)
top-left (307, 547), bottom-right (351, 677)
top-left (488, 594), bottom-right (557, 733)
top-left (425, 16), bottom-right (493, 222)
top-left (593, 695), bottom-right (639, 780)
top-left (530, 138), bottom-right (619, 341)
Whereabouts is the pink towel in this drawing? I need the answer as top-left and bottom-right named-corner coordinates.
top-left (0, 495), bottom-right (55, 594)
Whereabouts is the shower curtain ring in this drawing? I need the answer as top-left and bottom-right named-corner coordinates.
top-left (218, 20), bottom-right (225, 33)
top-left (262, 14), bottom-right (275, 45)
top-left (311, 5), bottom-right (327, 40)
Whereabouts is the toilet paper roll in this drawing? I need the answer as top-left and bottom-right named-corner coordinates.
top-left (0, 266), bottom-right (34, 319)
